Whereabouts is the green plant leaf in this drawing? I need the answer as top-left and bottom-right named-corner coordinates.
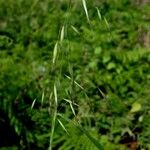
top-left (130, 102), bottom-right (142, 113)
top-left (58, 114), bottom-right (104, 150)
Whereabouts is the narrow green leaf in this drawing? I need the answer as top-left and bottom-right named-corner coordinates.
top-left (65, 74), bottom-right (84, 90)
top-left (71, 25), bottom-right (80, 34)
top-left (82, 0), bottom-right (90, 23)
top-left (31, 99), bottom-right (36, 109)
top-left (52, 42), bottom-right (58, 64)
top-left (104, 17), bottom-right (110, 29)
top-left (41, 91), bottom-right (45, 107)
top-left (57, 119), bottom-right (69, 134)
top-left (60, 26), bottom-right (65, 42)
top-left (54, 84), bottom-right (58, 106)
top-left (96, 7), bottom-right (102, 21)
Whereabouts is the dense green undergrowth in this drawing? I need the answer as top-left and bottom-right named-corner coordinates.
top-left (0, 0), bottom-right (150, 149)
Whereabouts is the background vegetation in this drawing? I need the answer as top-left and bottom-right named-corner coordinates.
top-left (0, 0), bottom-right (150, 149)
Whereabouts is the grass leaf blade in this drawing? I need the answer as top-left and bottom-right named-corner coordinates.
top-left (52, 42), bottom-right (58, 64)
top-left (82, 0), bottom-right (90, 23)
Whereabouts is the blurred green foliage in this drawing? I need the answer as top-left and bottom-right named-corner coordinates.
top-left (0, 0), bottom-right (150, 149)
